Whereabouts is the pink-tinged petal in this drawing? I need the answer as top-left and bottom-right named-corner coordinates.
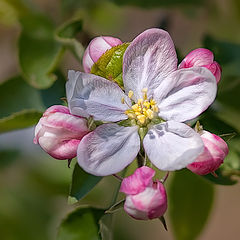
top-left (124, 181), bottom-right (167, 220)
top-left (39, 137), bottom-right (81, 160)
top-left (179, 48), bottom-right (221, 83)
top-left (143, 121), bottom-right (204, 171)
top-left (77, 124), bottom-right (140, 176)
top-left (124, 195), bottom-right (148, 220)
top-left (179, 48), bottom-right (214, 68)
top-left (43, 105), bottom-right (70, 115)
top-left (154, 67), bottom-right (217, 122)
top-left (204, 61), bottom-right (221, 83)
top-left (83, 46), bottom-right (94, 73)
top-left (83, 36), bottom-right (122, 73)
top-left (66, 70), bottom-right (131, 122)
top-left (41, 112), bottom-right (89, 135)
top-left (187, 134), bottom-right (227, 175)
top-left (120, 166), bottom-right (155, 195)
top-left (34, 105), bottom-right (89, 160)
top-left (89, 37), bottom-right (114, 62)
top-left (34, 120), bottom-right (43, 144)
top-left (123, 28), bottom-right (177, 100)
top-left (103, 36), bottom-right (122, 46)
top-left (147, 182), bottom-right (167, 219)
top-left (201, 130), bottom-right (229, 156)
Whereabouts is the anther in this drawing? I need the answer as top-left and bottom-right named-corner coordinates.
top-left (137, 114), bottom-right (146, 124)
top-left (142, 88), bottom-right (148, 100)
top-left (128, 90), bottom-right (134, 99)
top-left (121, 97), bottom-right (125, 104)
top-left (138, 98), bottom-right (143, 105)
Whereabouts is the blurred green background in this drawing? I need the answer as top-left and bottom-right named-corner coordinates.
top-left (1, 0), bottom-right (240, 239)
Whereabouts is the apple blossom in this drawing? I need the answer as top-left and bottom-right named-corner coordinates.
top-left (187, 130), bottom-right (229, 175)
top-left (66, 28), bottom-right (217, 176)
top-left (179, 48), bottom-right (221, 83)
top-left (120, 166), bottom-right (167, 220)
top-left (34, 105), bottom-right (89, 160)
top-left (83, 36), bottom-right (122, 73)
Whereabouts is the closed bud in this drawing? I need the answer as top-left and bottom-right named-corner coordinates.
top-left (120, 166), bottom-right (167, 220)
top-left (34, 105), bottom-right (89, 160)
top-left (187, 130), bottom-right (229, 175)
top-left (179, 48), bottom-right (221, 83)
top-left (82, 36), bottom-right (122, 73)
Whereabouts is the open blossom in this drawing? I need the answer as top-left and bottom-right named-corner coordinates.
top-left (67, 28), bottom-right (217, 176)
top-left (34, 105), bottom-right (89, 160)
top-left (83, 36), bottom-right (122, 73)
top-left (179, 48), bottom-right (221, 83)
top-left (187, 130), bottom-right (229, 175)
top-left (120, 166), bottom-right (167, 220)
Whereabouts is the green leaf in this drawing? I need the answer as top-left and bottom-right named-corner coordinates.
top-left (199, 110), bottom-right (238, 136)
top-left (169, 169), bottom-right (215, 240)
top-left (55, 18), bottom-right (84, 62)
top-left (203, 168), bottom-right (237, 185)
top-left (0, 76), bottom-right (43, 119)
top-left (70, 163), bottom-right (102, 201)
top-left (91, 43), bottom-right (130, 87)
top-left (109, 0), bottom-right (205, 8)
top-left (57, 206), bottom-right (105, 240)
top-left (0, 109), bottom-right (42, 133)
top-left (39, 71), bottom-right (66, 108)
top-left (18, 13), bottom-right (63, 89)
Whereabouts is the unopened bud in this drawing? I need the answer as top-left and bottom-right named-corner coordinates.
top-left (82, 36), bottom-right (122, 73)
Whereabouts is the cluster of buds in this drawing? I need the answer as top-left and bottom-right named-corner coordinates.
top-left (34, 29), bottom-right (229, 221)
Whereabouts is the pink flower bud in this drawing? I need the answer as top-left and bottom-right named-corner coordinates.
top-left (34, 105), bottom-right (89, 160)
top-left (82, 36), bottom-right (122, 73)
top-left (187, 130), bottom-right (229, 175)
top-left (120, 166), bottom-right (167, 220)
top-left (179, 48), bottom-right (221, 83)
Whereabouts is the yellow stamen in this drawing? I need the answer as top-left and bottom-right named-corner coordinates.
top-left (137, 98), bottom-right (143, 105)
top-left (124, 88), bottom-right (159, 126)
top-left (150, 99), bottom-right (156, 105)
top-left (142, 88), bottom-right (148, 100)
top-left (121, 97), bottom-right (125, 104)
top-left (132, 104), bottom-right (140, 112)
top-left (146, 109), bottom-right (154, 119)
top-left (152, 105), bottom-right (159, 113)
top-left (143, 101), bottom-right (151, 108)
top-left (128, 90), bottom-right (134, 99)
top-left (137, 114), bottom-right (146, 124)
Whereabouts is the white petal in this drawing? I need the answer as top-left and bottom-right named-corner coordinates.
top-left (154, 67), bottom-right (217, 122)
top-left (123, 28), bottom-right (177, 100)
top-left (77, 124), bottom-right (140, 176)
top-left (143, 121), bottom-right (204, 171)
top-left (66, 70), bottom-right (131, 121)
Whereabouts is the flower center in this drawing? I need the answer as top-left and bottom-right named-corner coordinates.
top-left (123, 88), bottom-right (159, 126)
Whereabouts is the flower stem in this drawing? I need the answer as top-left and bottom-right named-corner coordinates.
top-left (112, 174), bottom-right (123, 182)
top-left (161, 171), bottom-right (169, 184)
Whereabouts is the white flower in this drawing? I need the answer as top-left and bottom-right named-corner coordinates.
top-left (66, 28), bottom-right (217, 176)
